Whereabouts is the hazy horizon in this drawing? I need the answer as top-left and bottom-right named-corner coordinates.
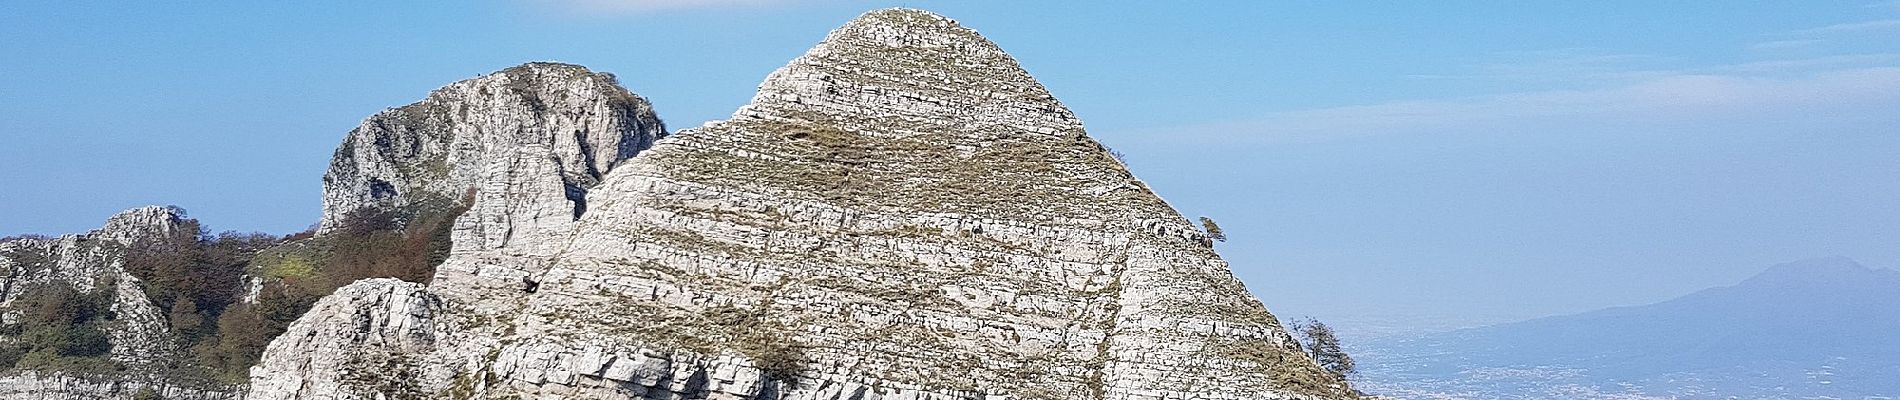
top-left (5, 1), bottom-right (1899, 331)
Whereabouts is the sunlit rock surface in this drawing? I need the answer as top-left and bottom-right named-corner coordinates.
top-left (319, 61), bottom-right (667, 252)
top-left (251, 8), bottom-right (1353, 400)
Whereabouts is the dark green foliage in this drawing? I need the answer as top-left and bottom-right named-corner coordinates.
top-left (190, 197), bottom-right (471, 382)
top-left (0, 283), bottom-right (120, 373)
top-left (168, 299), bottom-right (206, 340)
top-left (0, 346), bottom-right (24, 369)
top-left (121, 220), bottom-right (278, 350)
top-left (191, 291), bottom-right (308, 382)
top-left (0, 202), bottom-right (471, 383)
top-left (319, 196), bottom-right (468, 287)
top-left (0, 209), bottom-right (287, 378)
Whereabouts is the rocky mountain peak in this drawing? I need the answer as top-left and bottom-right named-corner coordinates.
top-left (250, 9), bottom-right (1353, 400)
top-left (319, 62), bottom-right (666, 246)
top-left (651, 8), bottom-right (1140, 223)
top-left (738, 8), bottom-right (1080, 138)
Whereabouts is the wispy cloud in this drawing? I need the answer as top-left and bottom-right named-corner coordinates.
top-left (1747, 39), bottom-right (1826, 52)
top-left (1405, 49), bottom-right (1672, 85)
top-left (1166, 63), bottom-right (1900, 145)
top-left (1714, 53), bottom-right (1900, 73)
top-left (528, 0), bottom-right (813, 14)
top-left (1794, 18), bottom-right (1900, 35)
top-left (1176, 10), bottom-right (1900, 146)
top-left (1746, 13), bottom-right (1899, 55)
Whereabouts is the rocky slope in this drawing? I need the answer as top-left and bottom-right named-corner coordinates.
top-left (249, 8), bottom-right (1354, 400)
top-left (0, 207), bottom-right (239, 400)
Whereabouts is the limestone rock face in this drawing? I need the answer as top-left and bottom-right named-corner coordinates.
top-left (250, 8), bottom-right (1353, 400)
top-left (319, 62), bottom-right (667, 255)
top-left (0, 206), bottom-right (240, 400)
top-left (247, 278), bottom-right (437, 399)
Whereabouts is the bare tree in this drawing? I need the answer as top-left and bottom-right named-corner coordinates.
top-left (1290, 317), bottom-right (1356, 380)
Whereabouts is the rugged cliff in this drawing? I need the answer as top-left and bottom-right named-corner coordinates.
top-left (249, 8), bottom-right (1354, 400)
top-left (320, 61), bottom-right (667, 240)
top-left (0, 207), bottom-right (240, 400)
top-left (0, 60), bottom-right (670, 400)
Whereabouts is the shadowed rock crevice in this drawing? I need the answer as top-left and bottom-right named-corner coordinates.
top-left (565, 183), bottom-right (589, 220)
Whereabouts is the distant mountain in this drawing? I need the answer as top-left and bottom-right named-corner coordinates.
top-left (1357, 257), bottom-right (1900, 399)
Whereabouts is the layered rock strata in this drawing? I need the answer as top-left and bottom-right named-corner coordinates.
top-left (251, 8), bottom-right (1354, 400)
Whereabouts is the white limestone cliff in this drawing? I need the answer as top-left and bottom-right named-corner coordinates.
top-left (319, 62), bottom-right (668, 253)
top-left (249, 8), bottom-right (1354, 400)
top-left (246, 278), bottom-right (437, 399)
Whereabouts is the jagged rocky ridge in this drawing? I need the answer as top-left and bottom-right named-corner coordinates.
top-left (0, 60), bottom-right (668, 400)
top-left (249, 8), bottom-right (1354, 400)
top-left (0, 207), bottom-right (239, 400)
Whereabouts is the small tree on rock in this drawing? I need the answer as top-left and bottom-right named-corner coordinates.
top-left (1199, 217), bottom-right (1226, 242)
top-left (1290, 317), bottom-right (1355, 380)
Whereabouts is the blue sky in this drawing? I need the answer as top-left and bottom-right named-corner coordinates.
top-left (4, 1), bottom-right (1899, 330)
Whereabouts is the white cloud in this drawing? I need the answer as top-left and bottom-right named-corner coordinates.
top-left (1165, 64), bottom-right (1900, 145)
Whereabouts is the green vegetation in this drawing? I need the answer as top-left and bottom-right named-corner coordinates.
top-left (0, 283), bottom-right (119, 374)
top-left (120, 217), bottom-right (278, 356)
top-left (203, 198), bottom-right (469, 382)
top-left (0, 200), bottom-right (469, 385)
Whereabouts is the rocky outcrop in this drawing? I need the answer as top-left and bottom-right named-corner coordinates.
top-left (247, 279), bottom-right (436, 399)
top-left (0, 206), bottom-right (242, 399)
top-left (2, 207), bottom-right (185, 369)
top-left (251, 8), bottom-right (1352, 400)
top-left (319, 62), bottom-right (668, 253)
